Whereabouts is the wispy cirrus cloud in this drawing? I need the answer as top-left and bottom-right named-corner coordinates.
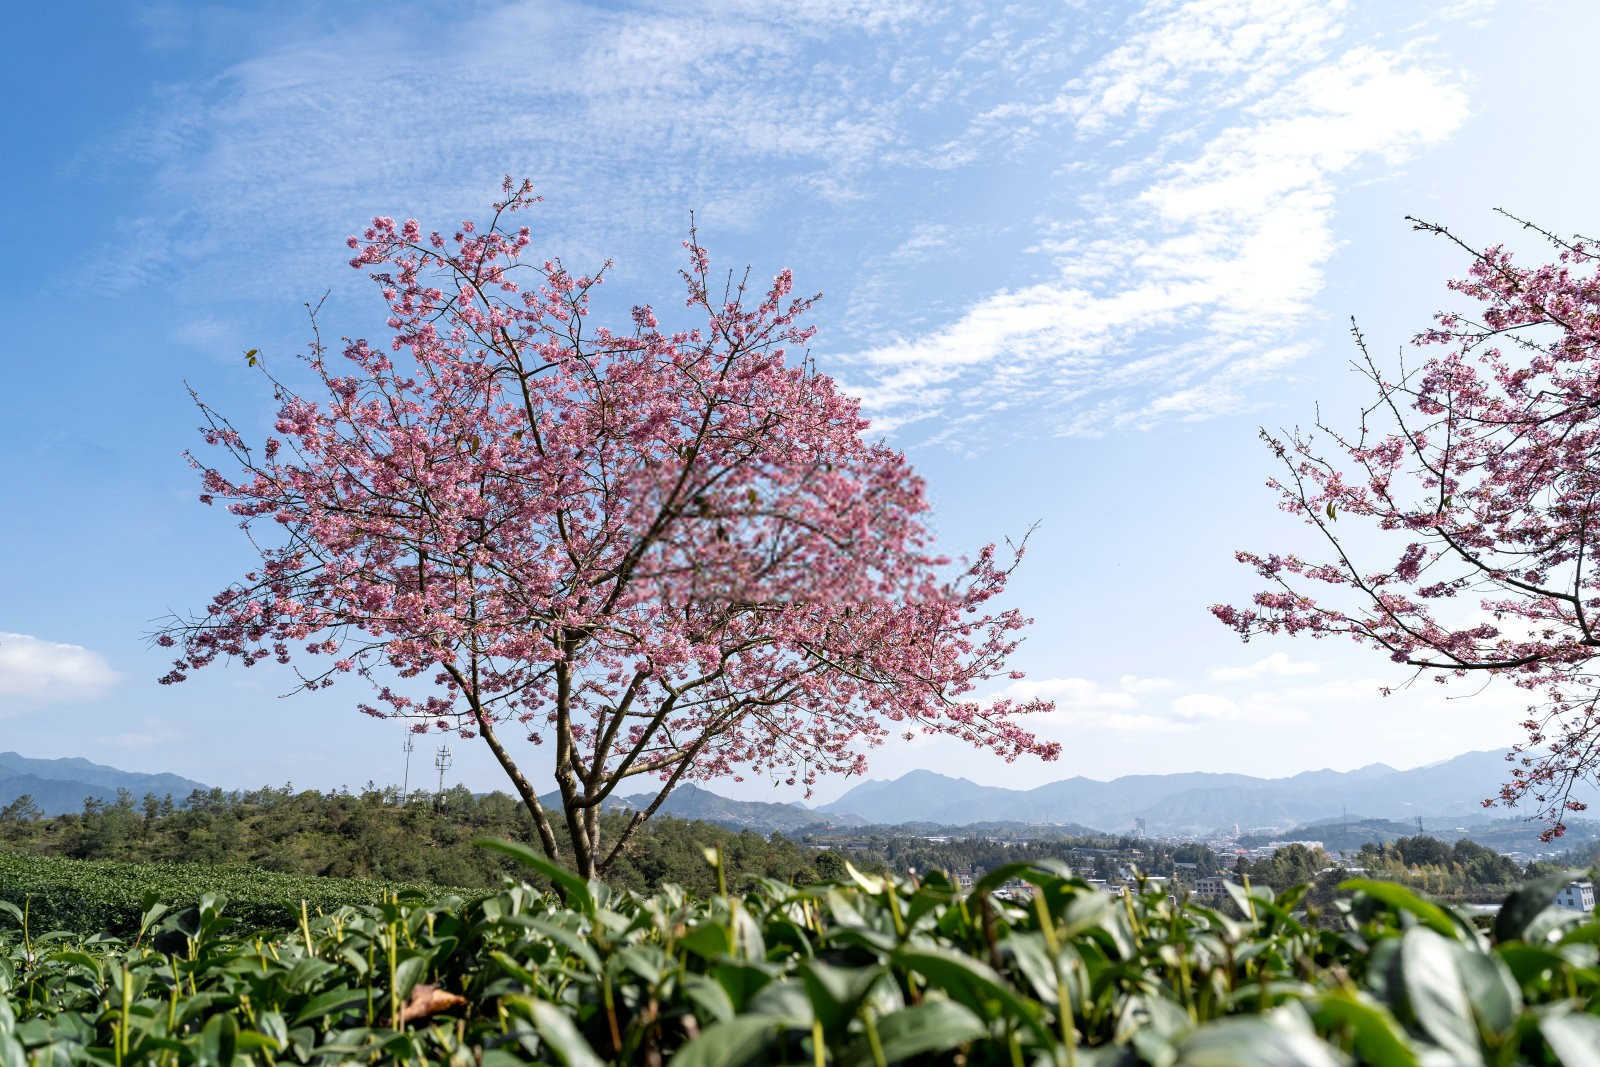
top-left (840, 2), bottom-right (1473, 439)
top-left (98, 0), bottom-right (939, 298)
top-left (978, 0), bottom-right (1347, 139)
top-left (99, 0), bottom-right (1478, 444)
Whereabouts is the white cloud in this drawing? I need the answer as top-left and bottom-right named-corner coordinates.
top-left (1209, 652), bottom-right (1319, 682)
top-left (92, 0), bottom-right (1476, 447)
top-left (1170, 693), bottom-right (1238, 720)
top-left (97, 0), bottom-right (935, 296)
top-left (1056, 710), bottom-right (1191, 733)
top-left (843, 5), bottom-right (1471, 440)
top-left (1120, 674), bottom-right (1176, 694)
top-left (1002, 667), bottom-right (1350, 731)
top-left (1421, 0), bottom-right (1498, 26)
top-left (987, 0), bottom-right (1348, 137)
top-left (100, 732), bottom-right (157, 749)
top-left (173, 316), bottom-right (235, 351)
top-left (994, 675), bottom-right (1189, 733)
top-left (974, 652), bottom-right (1538, 770)
top-left (1170, 692), bottom-right (1311, 724)
top-left (889, 223), bottom-right (955, 261)
top-left (96, 716), bottom-right (177, 750)
top-left (999, 676), bottom-right (1137, 709)
top-left (0, 633), bottom-right (119, 710)
top-left (1000, 673), bottom-right (1177, 707)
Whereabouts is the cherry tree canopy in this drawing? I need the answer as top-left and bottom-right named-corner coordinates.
top-left (157, 181), bottom-right (1058, 874)
top-left (1216, 215), bottom-right (1600, 838)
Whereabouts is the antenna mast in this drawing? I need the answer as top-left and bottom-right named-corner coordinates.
top-left (401, 733), bottom-right (416, 801)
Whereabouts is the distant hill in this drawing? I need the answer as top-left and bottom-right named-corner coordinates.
top-left (1238, 815), bottom-right (1600, 856)
top-left (533, 782), bottom-right (865, 834)
top-left (815, 750), bottom-right (1597, 835)
top-left (804, 819), bottom-right (1109, 841)
top-left (11, 745), bottom-right (1584, 841)
top-left (1238, 817), bottom-right (1421, 852)
top-left (610, 783), bottom-right (864, 833)
top-left (0, 752), bottom-right (209, 816)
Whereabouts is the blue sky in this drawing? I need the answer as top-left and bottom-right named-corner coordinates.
top-left (3, 0), bottom-right (1595, 803)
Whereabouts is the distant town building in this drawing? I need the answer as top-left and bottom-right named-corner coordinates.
top-left (1555, 880), bottom-right (1595, 912)
top-left (1193, 876), bottom-right (1230, 900)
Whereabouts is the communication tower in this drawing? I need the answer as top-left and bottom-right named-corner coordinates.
top-left (433, 745), bottom-right (453, 807)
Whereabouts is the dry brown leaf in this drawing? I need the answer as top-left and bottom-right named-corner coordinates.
top-left (395, 983), bottom-right (469, 1027)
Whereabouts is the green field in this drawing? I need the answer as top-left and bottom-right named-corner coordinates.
top-left (3, 842), bottom-right (1600, 1064)
top-left (0, 851), bottom-right (469, 938)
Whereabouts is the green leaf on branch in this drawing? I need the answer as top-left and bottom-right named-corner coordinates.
top-left (473, 837), bottom-right (594, 917)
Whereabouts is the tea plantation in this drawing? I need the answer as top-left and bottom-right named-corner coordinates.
top-left (0, 852), bottom-right (467, 939)
top-left (2, 840), bottom-right (1599, 1065)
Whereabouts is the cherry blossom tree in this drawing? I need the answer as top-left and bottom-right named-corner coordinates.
top-left (156, 181), bottom-right (1059, 876)
top-left (1214, 212), bottom-right (1600, 838)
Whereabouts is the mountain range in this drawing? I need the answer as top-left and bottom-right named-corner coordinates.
top-left (533, 783), bottom-right (865, 833)
top-left (610, 784), bottom-right (866, 831)
top-left (3, 747), bottom-right (1582, 839)
top-left (816, 749), bottom-right (1592, 835)
top-left (0, 751), bottom-right (209, 816)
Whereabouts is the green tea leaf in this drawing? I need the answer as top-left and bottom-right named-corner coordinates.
top-left (1397, 928), bottom-right (1479, 1063)
top-left (1308, 991), bottom-right (1419, 1067)
top-left (1340, 879), bottom-right (1460, 939)
top-left (1456, 950), bottom-right (1520, 1033)
top-left (798, 960), bottom-right (882, 1033)
top-left (970, 860), bottom-right (1075, 898)
top-left (1176, 1016), bottom-right (1342, 1067)
top-left (672, 1015), bottom-right (783, 1067)
top-left (1494, 870), bottom-right (1576, 944)
top-left (892, 945), bottom-right (1048, 1044)
top-left (200, 1011), bottom-right (238, 1065)
top-left (521, 997), bottom-right (606, 1067)
top-left (862, 1000), bottom-right (987, 1064)
top-left (393, 953), bottom-right (427, 999)
top-left (290, 987), bottom-right (368, 1027)
top-left (1542, 1012), bottom-right (1600, 1067)
top-left (474, 837), bottom-right (595, 916)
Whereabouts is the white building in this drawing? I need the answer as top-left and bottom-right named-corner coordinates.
top-left (1555, 880), bottom-right (1595, 912)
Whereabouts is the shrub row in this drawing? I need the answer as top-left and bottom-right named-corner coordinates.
top-left (1, 841), bottom-right (1598, 1064)
top-left (0, 851), bottom-right (462, 936)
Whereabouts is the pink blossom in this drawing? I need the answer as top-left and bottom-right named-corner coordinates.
top-left (158, 183), bottom-right (1055, 876)
top-left (1218, 214), bottom-right (1600, 839)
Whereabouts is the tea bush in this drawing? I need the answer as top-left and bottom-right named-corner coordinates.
top-left (0, 852), bottom-right (463, 937)
top-left (1, 840), bottom-right (1598, 1064)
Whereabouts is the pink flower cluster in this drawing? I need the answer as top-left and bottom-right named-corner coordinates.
top-left (1215, 215), bottom-right (1600, 838)
top-left (158, 179), bottom-right (1057, 868)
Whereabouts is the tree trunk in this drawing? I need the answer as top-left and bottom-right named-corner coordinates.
top-left (471, 706), bottom-right (563, 864)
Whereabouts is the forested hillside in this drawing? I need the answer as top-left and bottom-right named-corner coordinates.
top-left (0, 784), bottom-right (837, 897)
